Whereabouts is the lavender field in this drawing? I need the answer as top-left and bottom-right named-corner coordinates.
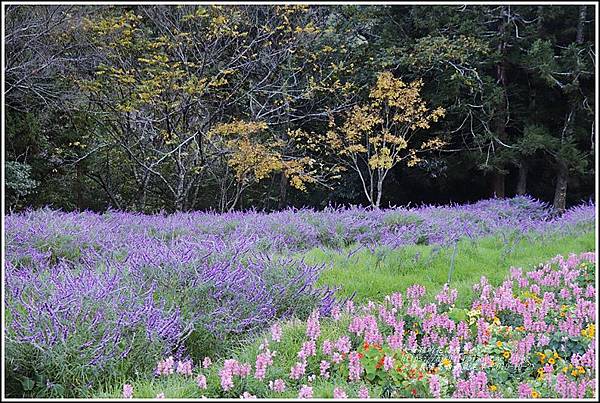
top-left (3, 196), bottom-right (597, 398)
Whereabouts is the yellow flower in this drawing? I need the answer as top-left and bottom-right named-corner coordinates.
top-left (548, 357), bottom-right (556, 365)
top-left (562, 367), bottom-right (568, 373)
top-left (493, 317), bottom-right (501, 326)
top-left (441, 358), bottom-right (452, 368)
top-left (496, 341), bottom-right (503, 348)
top-left (577, 366), bottom-right (585, 375)
top-left (489, 385), bottom-right (497, 392)
top-left (531, 390), bottom-right (540, 399)
top-left (571, 370), bottom-right (578, 377)
top-left (503, 351), bottom-right (511, 359)
top-left (553, 352), bottom-right (559, 359)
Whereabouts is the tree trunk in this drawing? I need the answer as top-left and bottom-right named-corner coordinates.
top-left (75, 161), bottom-right (83, 210)
top-left (491, 5), bottom-right (509, 199)
top-left (491, 172), bottom-right (505, 198)
top-left (374, 178), bottom-right (383, 209)
top-left (577, 6), bottom-right (586, 45)
top-left (516, 162), bottom-right (528, 195)
top-left (278, 172), bottom-right (288, 210)
top-left (553, 161), bottom-right (568, 213)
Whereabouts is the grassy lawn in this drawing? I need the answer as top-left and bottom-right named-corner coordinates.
top-left (308, 231), bottom-right (596, 308)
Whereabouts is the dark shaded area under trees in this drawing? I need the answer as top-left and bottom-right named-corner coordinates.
top-left (4, 4), bottom-right (595, 213)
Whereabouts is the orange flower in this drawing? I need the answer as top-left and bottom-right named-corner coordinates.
top-left (358, 353), bottom-right (364, 359)
top-left (363, 341), bottom-right (370, 351)
top-left (376, 356), bottom-right (385, 369)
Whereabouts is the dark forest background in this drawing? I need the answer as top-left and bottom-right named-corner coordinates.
top-left (4, 4), bottom-right (596, 213)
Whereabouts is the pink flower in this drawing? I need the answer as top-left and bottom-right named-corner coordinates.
top-left (219, 359), bottom-right (240, 391)
top-left (322, 339), bottom-right (333, 356)
top-left (358, 386), bottom-right (369, 399)
top-left (348, 351), bottom-right (363, 381)
top-left (335, 336), bottom-right (351, 354)
top-left (331, 304), bottom-right (342, 321)
top-left (429, 375), bottom-right (441, 398)
top-left (407, 284), bottom-right (426, 300)
top-left (155, 356), bottom-right (175, 376)
top-left (290, 361), bottom-right (307, 380)
top-left (298, 385), bottom-right (313, 399)
top-left (237, 363), bottom-right (252, 377)
top-left (435, 284), bottom-right (458, 305)
top-left (333, 387), bottom-right (347, 399)
top-left (383, 355), bottom-right (395, 372)
top-left (298, 340), bottom-right (316, 360)
top-left (241, 392), bottom-right (257, 399)
top-left (332, 352), bottom-right (343, 364)
top-left (196, 374), bottom-right (207, 389)
top-left (518, 383), bottom-right (532, 398)
top-left (202, 356), bottom-right (212, 369)
top-left (345, 300), bottom-right (355, 314)
top-left (306, 310), bottom-right (321, 340)
top-left (387, 331), bottom-right (403, 350)
top-left (176, 359), bottom-right (193, 376)
top-left (271, 323), bottom-right (282, 342)
top-left (320, 360), bottom-right (331, 379)
top-left (255, 349), bottom-right (275, 380)
top-left (269, 379), bottom-right (286, 393)
top-left (390, 292), bottom-right (403, 309)
top-left (155, 392), bottom-right (165, 399)
top-left (122, 384), bottom-right (133, 399)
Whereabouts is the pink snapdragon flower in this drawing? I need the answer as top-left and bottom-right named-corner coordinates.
top-left (290, 361), bottom-right (307, 380)
top-left (122, 384), bottom-right (133, 399)
top-left (176, 359), bottom-right (193, 376)
top-left (306, 310), bottom-right (321, 340)
top-left (298, 385), bottom-right (313, 399)
top-left (269, 379), bottom-right (286, 393)
top-left (271, 323), bottom-right (282, 342)
top-left (320, 360), bottom-right (331, 379)
top-left (196, 374), bottom-right (207, 389)
top-left (358, 386), bottom-right (370, 399)
top-left (155, 356), bottom-right (175, 376)
top-left (333, 387), bottom-right (347, 399)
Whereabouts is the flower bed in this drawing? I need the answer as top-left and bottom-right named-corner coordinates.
top-left (4, 197), bottom-right (595, 397)
top-left (126, 252), bottom-right (596, 399)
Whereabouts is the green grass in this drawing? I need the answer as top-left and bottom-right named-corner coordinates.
top-left (308, 231), bottom-right (596, 308)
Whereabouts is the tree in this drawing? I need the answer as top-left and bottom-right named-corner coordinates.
top-left (294, 72), bottom-right (445, 208)
top-left (207, 120), bottom-right (319, 211)
top-left (5, 161), bottom-right (39, 209)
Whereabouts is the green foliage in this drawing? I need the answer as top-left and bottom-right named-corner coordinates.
top-left (5, 161), bottom-right (39, 208)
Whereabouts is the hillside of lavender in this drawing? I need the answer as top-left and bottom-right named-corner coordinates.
top-left (4, 196), bottom-right (596, 397)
